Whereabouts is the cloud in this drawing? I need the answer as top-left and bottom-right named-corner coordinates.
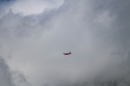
top-left (0, 0), bottom-right (130, 86)
top-left (0, 56), bottom-right (30, 86)
top-left (12, 70), bottom-right (31, 86)
top-left (0, 57), bottom-right (14, 86)
top-left (9, 0), bottom-right (64, 16)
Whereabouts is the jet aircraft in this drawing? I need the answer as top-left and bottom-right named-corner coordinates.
top-left (63, 51), bottom-right (71, 55)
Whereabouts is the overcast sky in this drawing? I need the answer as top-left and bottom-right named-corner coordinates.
top-left (0, 0), bottom-right (130, 86)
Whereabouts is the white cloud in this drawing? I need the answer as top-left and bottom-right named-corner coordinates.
top-left (9, 0), bottom-right (64, 16)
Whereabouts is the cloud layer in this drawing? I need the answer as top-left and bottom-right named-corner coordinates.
top-left (0, 0), bottom-right (130, 86)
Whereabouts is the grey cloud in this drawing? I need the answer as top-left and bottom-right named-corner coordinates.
top-left (0, 56), bottom-right (30, 86)
top-left (0, 0), bottom-right (130, 86)
top-left (0, 1), bottom-right (15, 17)
top-left (0, 57), bottom-right (14, 86)
top-left (12, 70), bottom-right (31, 86)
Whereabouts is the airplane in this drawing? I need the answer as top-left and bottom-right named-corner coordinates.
top-left (63, 51), bottom-right (71, 55)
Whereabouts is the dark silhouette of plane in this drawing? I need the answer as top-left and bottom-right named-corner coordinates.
top-left (63, 51), bottom-right (71, 55)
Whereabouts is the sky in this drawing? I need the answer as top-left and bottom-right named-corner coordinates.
top-left (0, 0), bottom-right (130, 86)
